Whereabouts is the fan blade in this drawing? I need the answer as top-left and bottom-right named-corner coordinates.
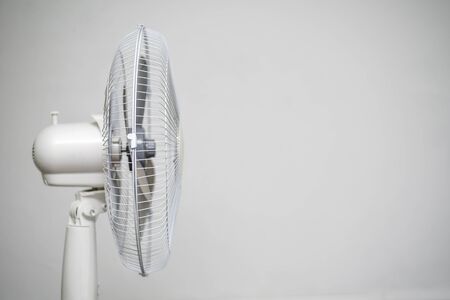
top-left (123, 85), bottom-right (128, 130)
top-left (118, 52), bottom-right (129, 131)
top-left (136, 56), bottom-right (148, 128)
top-left (111, 167), bottom-right (128, 250)
top-left (136, 159), bottom-right (155, 262)
top-left (137, 159), bottom-right (154, 221)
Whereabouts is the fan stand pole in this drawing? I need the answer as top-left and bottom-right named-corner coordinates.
top-left (61, 189), bottom-right (106, 300)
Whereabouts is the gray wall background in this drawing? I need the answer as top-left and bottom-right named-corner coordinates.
top-left (1, 0), bottom-right (450, 299)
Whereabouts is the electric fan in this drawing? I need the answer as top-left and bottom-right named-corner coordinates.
top-left (32, 25), bottom-right (182, 300)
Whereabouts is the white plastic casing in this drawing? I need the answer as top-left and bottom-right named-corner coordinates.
top-left (32, 114), bottom-right (104, 187)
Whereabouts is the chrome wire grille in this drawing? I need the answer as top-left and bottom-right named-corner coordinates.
top-left (103, 25), bottom-right (182, 276)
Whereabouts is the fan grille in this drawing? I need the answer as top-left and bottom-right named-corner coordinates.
top-left (103, 25), bottom-right (181, 275)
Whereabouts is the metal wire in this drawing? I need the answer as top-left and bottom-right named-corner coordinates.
top-left (102, 25), bottom-right (182, 276)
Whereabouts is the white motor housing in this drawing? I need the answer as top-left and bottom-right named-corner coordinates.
top-left (32, 112), bottom-right (104, 188)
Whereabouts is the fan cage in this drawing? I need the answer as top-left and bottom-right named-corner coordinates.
top-left (102, 25), bottom-right (181, 276)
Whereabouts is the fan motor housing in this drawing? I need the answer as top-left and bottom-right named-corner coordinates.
top-left (32, 114), bottom-right (104, 187)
